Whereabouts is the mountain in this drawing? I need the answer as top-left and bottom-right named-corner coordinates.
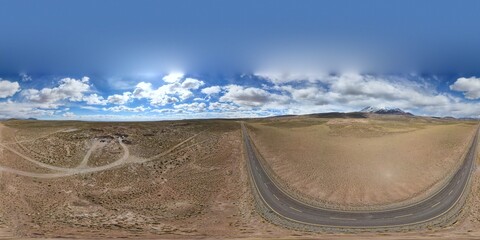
top-left (3, 117), bottom-right (38, 121)
top-left (306, 112), bottom-right (368, 118)
top-left (360, 106), bottom-right (414, 116)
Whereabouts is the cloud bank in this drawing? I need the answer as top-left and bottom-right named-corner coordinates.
top-left (0, 72), bottom-right (479, 120)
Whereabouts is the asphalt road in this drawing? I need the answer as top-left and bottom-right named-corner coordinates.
top-left (242, 123), bottom-right (479, 227)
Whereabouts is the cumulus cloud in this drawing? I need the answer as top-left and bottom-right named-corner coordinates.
top-left (80, 106), bottom-right (101, 111)
top-left (255, 71), bottom-right (326, 84)
top-left (151, 108), bottom-right (184, 114)
top-left (174, 102), bottom-right (207, 112)
top-left (150, 95), bottom-right (180, 106)
top-left (255, 73), bottom-right (449, 114)
top-left (219, 85), bottom-right (289, 107)
top-left (22, 77), bottom-right (108, 106)
top-left (327, 74), bottom-right (451, 108)
top-left (278, 85), bottom-right (329, 105)
top-left (0, 80), bottom-right (21, 98)
top-left (130, 74), bottom-right (205, 106)
top-left (449, 77), bottom-right (480, 99)
top-left (0, 100), bottom-right (55, 119)
top-left (107, 92), bottom-right (132, 105)
top-left (201, 86), bottom-right (221, 95)
top-left (208, 102), bottom-right (240, 111)
top-left (3, 72), bottom-right (480, 120)
top-left (162, 72), bottom-right (184, 83)
top-left (83, 94), bottom-right (107, 105)
top-left (62, 112), bottom-right (76, 118)
top-left (22, 77), bottom-right (91, 107)
top-left (132, 82), bottom-right (153, 98)
top-left (103, 105), bottom-right (149, 112)
top-left (181, 78), bottom-right (204, 89)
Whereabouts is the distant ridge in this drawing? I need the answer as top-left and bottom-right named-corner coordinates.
top-left (3, 118), bottom-right (38, 121)
top-left (360, 106), bottom-right (414, 116)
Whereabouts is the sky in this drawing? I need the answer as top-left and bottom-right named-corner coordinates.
top-left (1, 0), bottom-right (480, 120)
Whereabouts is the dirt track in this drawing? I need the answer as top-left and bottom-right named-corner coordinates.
top-left (0, 123), bottom-right (199, 178)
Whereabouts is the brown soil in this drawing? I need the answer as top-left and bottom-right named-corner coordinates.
top-left (1, 118), bottom-right (480, 239)
top-left (247, 117), bottom-right (477, 209)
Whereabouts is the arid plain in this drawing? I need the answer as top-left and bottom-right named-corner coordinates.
top-left (1, 115), bottom-right (480, 239)
top-left (247, 116), bottom-right (477, 209)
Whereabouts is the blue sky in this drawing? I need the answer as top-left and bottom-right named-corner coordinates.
top-left (1, 0), bottom-right (480, 120)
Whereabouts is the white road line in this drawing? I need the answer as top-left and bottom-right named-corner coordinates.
top-left (329, 217), bottom-right (356, 221)
top-left (394, 213), bottom-right (413, 219)
top-left (290, 206), bottom-right (303, 213)
top-left (273, 194), bottom-right (279, 201)
top-left (449, 190), bottom-right (453, 195)
top-left (431, 202), bottom-right (441, 208)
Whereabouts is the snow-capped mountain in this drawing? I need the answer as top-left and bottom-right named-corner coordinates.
top-left (360, 106), bottom-right (413, 115)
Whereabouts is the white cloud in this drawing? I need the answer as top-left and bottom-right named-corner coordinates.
top-left (130, 76), bottom-right (205, 107)
top-left (151, 95), bottom-right (180, 106)
top-left (181, 78), bottom-right (204, 89)
top-left (162, 72), bottom-right (184, 83)
top-left (327, 74), bottom-right (451, 108)
top-left (257, 73), bottom-right (451, 114)
top-left (83, 94), bottom-right (107, 105)
top-left (279, 85), bottom-right (329, 105)
top-left (132, 82), bottom-right (153, 98)
top-left (0, 100), bottom-right (56, 119)
top-left (255, 71), bottom-right (327, 84)
top-left (0, 80), bottom-right (21, 98)
top-left (80, 106), bottom-right (101, 111)
top-left (151, 108), bottom-right (184, 113)
top-left (103, 105), bottom-right (149, 112)
top-left (174, 102), bottom-right (207, 112)
top-left (22, 77), bottom-right (91, 107)
top-left (208, 102), bottom-right (240, 111)
top-left (107, 92), bottom-right (131, 105)
top-left (449, 77), bottom-right (480, 99)
top-left (4, 72), bottom-right (480, 120)
top-left (219, 85), bottom-right (290, 107)
top-left (131, 82), bottom-right (179, 106)
top-left (255, 72), bottom-right (453, 112)
top-left (62, 112), bottom-right (76, 118)
top-left (201, 86), bottom-right (221, 95)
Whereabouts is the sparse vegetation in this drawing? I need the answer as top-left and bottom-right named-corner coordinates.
top-left (0, 120), bottom-right (281, 238)
top-left (247, 116), bottom-right (478, 209)
top-left (1, 117), bottom-right (480, 239)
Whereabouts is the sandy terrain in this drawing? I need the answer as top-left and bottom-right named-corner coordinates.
top-left (0, 120), bottom-right (296, 238)
top-left (1, 118), bottom-right (480, 239)
top-left (247, 117), bottom-right (478, 209)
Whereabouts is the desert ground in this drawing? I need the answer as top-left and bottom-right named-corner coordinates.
top-left (247, 115), bottom-right (478, 210)
top-left (0, 120), bottom-right (291, 238)
top-left (0, 116), bottom-right (480, 239)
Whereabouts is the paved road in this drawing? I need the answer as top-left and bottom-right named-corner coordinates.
top-left (242, 123), bottom-right (479, 228)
